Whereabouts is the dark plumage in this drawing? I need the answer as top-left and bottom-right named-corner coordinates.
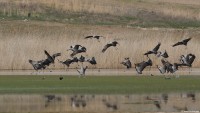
top-left (135, 57), bottom-right (152, 74)
top-left (102, 41), bottom-right (119, 53)
top-left (157, 50), bottom-right (169, 58)
top-left (59, 57), bottom-right (78, 67)
top-left (86, 57), bottom-right (97, 65)
top-left (84, 35), bottom-right (104, 40)
top-left (78, 55), bottom-right (86, 63)
top-left (144, 42), bottom-right (161, 56)
top-left (172, 38), bottom-right (191, 47)
top-left (43, 50), bottom-right (61, 66)
top-left (157, 59), bottom-right (181, 74)
top-left (179, 53), bottom-right (196, 67)
top-left (68, 45), bottom-right (87, 57)
top-left (59, 76), bottom-right (63, 80)
top-left (121, 58), bottom-right (132, 69)
top-left (29, 60), bottom-right (46, 71)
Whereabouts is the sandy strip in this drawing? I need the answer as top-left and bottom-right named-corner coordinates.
top-left (0, 68), bottom-right (199, 76)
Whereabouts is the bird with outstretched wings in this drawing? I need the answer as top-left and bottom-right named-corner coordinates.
top-left (144, 42), bottom-right (161, 56)
top-left (172, 38), bottom-right (191, 47)
top-left (102, 41), bottom-right (119, 53)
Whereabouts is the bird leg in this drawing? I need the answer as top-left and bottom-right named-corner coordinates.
top-left (30, 71), bottom-right (35, 75)
top-left (46, 67), bottom-right (52, 72)
top-left (189, 67), bottom-right (191, 75)
top-left (149, 66), bottom-right (151, 76)
top-left (98, 68), bottom-right (101, 72)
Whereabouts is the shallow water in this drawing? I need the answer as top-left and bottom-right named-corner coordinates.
top-left (0, 93), bottom-right (199, 113)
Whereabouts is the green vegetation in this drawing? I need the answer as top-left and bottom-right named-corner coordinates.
top-left (1, 0), bottom-right (200, 28)
top-left (0, 75), bottom-right (200, 94)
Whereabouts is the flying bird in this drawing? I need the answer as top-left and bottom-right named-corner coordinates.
top-left (78, 55), bottom-right (86, 63)
top-left (84, 35), bottom-right (104, 41)
top-left (102, 41), bottom-right (119, 53)
top-left (58, 57), bottom-right (78, 68)
top-left (135, 57), bottom-right (152, 74)
top-left (172, 38), bottom-right (191, 47)
top-left (67, 45), bottom-right (87, 57)
top-left (158, 59), bottom-right (180, 74)
top-left (156, 50), bottom-right (169, 58)
top-left (121, 57), bottom-right (132, 69)
top-left (179, 53), bottom-right (196, 67)
top-left (43, 50), bottom-right (61, 66)
top-left (144, 42), bottom-right (161, 56)
top-left (77, 65), bottom-right (88, 77)
top-left (29, 60), bottom-right (46, 71)
top-left (86, 57), bottom-right (97, 65)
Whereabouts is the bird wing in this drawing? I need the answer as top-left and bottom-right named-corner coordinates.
top-left (62, 59), bottom-right (72, 67)
top-left (84, 36), bottom-right (93, 39)
top-left (44, 50), bottom-right (51, 58)
top-left (188, 54), bottom-right (196, 65)
top-left (136, 61), bottom-right (147, 72)
top-left (52, 53), bottom-right (61, 58)
top-left (94, 35), bottom-right (104, 39)
top-left (126, 60), bottom-right (132, 68)
top-left (182, 38), bottom-right (191, 43)
top-left (172, 42), bottom-right (183, 47)
top-left (152, 42), bottom-right (161, 52)
top-left (102, 44), bottom-right (112, 53)
top-left (185, 54), bottom-right (191, 62)
top-left (161, 50), bottom-right (169, 58)
top-left (94, 36), bottom-right (100, 39)
top-left (161, 59), bottom-right (167, 65)
top-left (70, 51), bottom-right (78, 57)
top-left (144, 51), bottom-right (153, 55)
top-left (157, 65), bottom-right (167, 74)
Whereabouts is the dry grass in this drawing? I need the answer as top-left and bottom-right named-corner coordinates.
top-left (0, 20), bottom-right (200, 70)
top-left (0, 0), bottom-right (200, 21)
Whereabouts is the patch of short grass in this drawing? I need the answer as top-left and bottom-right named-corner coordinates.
top-left (0, 75), bottom-right (200, 94)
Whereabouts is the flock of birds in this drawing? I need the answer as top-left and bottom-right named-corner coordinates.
top-left (135, 38), bottom-right (195, 77)
top-left (29, 36), bottom-right (195, 79)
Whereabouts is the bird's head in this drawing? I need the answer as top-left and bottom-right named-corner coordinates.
top-left (28, 60), bottom-right (32, 63)
top-left (113, 41), bottom-right (119, 45)
top-left (125, 57), bottom-right (129, 60)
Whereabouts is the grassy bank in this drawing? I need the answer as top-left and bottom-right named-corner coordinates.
top-left (0, 75), bottom-right (199, 94)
